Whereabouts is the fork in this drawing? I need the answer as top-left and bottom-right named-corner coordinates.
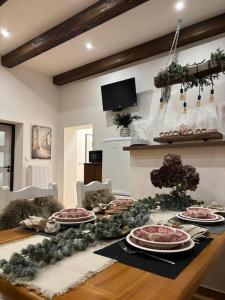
top-left (119, 242), bottom-right (176, 265)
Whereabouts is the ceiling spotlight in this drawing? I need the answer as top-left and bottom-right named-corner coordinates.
top-left (0, 27), bottom-right (10, 38)
top-left (175, 1), bottom-right (185, 11)
top-left (85, 42), bottom-right (93, 50)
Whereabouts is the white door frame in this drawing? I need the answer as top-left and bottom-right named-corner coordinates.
top-left (0, 123), bottom-right (15, 190)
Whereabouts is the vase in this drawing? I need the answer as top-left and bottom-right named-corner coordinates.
top-left (120, 127), bottom-right (131, 137)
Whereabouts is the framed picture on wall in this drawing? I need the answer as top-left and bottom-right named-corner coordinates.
top-left (32, 125), bottom-right (52, 159)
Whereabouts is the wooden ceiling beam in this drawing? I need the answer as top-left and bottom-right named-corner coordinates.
top-left (53, 13), bottom-right (225, 86)
top-left (0, 0), bottom-right (8, 6)
top-left (1, 0), bottom-right (149, 68)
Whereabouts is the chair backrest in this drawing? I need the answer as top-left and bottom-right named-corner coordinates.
top-left (0, 183), bottom-right (58, 212)
top-left (76, 179), bottom-right (112, 208)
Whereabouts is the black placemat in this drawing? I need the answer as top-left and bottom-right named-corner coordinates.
top-left (94, 238), bottom-right (212, 279)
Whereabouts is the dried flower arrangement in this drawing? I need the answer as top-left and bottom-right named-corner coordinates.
top-left (150, 154), bottom-right (203, 210)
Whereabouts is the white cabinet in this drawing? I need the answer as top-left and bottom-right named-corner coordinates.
top-left (102, 137), bottom-right (131, 195)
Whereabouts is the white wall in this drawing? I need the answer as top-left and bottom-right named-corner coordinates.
top-left (58, 36), bottom-right (225, 199)
top-left (63, 125), bottom-right (92, 207)
top-left (130, 146), bottom-right (225, 205)
top-left (58, 36), bottom-right (225, 293)
top-left (0, 65), bottom-right (59, 189)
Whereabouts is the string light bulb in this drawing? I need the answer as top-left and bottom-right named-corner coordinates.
top-left (196, 95), bottom-right (201, 107)
top-left (160, 97), bottom-right (164, 109)
top-left (209, 76), bottom-right (215, 103)
top-left (209, 89), bottom-right (215, 102)
top-left (183, 101), bottom-right (187, 113)
top-left (179, 87), bottom-right (185, 101)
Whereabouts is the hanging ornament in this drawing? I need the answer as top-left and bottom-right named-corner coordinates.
top-left (179, 84), bottom-right (185, 101)
top-left (196, 85), bottom-right (201, 107)
top-left (183, 100), bottom-right (187, 113)
top-left (209, 77), bottom-right (215, 103)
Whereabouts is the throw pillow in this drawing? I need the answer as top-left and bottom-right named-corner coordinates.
top-left (83, 190), bottom-right (115, 210)
top-left (0, 196), bottom-right (63, 230)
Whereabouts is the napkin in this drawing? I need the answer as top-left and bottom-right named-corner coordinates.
top-left (176, 224), bottom-right (208, 240)
top-left (207, 202), bottom-right (225, 211)
top-left (156, 220), bottom-right (209, 240)
top-left (19, 216), bottom-right (60, 234)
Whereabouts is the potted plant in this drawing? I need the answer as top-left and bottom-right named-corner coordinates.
top-left (113, 112), bottom-right (142, 137)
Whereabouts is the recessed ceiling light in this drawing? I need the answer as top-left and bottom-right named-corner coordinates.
top-left (0, 27), bottom-right (10, 38)
top-left (174, 1), bottom-right (185, 11)
top-left (85, 42), bottom-right (93, 50)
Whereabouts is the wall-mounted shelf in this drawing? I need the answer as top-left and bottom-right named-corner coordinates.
top-left (123, 140), bottom-right (225, 151)
top-left (153, 132), bottom-right (223, 144)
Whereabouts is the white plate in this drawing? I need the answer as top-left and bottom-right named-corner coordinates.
top-left (176, 212), bottom-right (224, 223)
top-left (179, 211), bottom-right (219, 221)
top-left (130, 225), bottom-right (190, 249)
top-left (55, 215), bottom-right (96, 225)
top-left (52, 208), bottom-right (94, 222)
top-left (126, 234), bottom-right (195, 253)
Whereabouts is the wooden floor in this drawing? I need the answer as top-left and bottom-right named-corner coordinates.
top-left (0, 228), bottom-right (225, 300)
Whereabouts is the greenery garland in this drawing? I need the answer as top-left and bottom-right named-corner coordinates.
top-left (0, 190), bottom-right (202, 282)
top-left (158, 48), bottom-right (225, 91)
top-left (0, 197), bottom-right (155, 282)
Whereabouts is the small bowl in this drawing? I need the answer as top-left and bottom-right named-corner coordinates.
top-left (130, 225), bottom-right (190, 249)
top-left (187, 129), bottom-right (193, 135)
top-left (52, 208), bottom-right (94, 222)
top-left (207, 129), bottom-right (218, 133)
top-left (186, 207), bottom-right (211, 219)
top-left (200, 128), bottom-right (207, 134)
top-left (139, 228), bottom-right (174, 242)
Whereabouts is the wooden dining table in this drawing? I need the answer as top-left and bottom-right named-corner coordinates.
top-left (0, 227), bottom-right (225, 300)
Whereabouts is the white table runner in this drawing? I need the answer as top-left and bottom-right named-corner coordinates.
top-left (0, 235), bottom-right (115, 299)
top-left (0, 211), bottom-right (178, 299)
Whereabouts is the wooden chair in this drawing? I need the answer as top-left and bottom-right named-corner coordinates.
top-left (76, 179), bottom-right (112, 208)
top-left (0, 183), bottom-right (58, 212)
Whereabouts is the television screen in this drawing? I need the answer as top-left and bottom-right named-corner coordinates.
top-left (101, 78), bottom-right (137, 111)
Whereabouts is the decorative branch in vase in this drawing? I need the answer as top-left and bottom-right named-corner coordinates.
top-left (113, 112), bottom-right (142, 137)
top-left (150, 153), bottom-right (203, 210)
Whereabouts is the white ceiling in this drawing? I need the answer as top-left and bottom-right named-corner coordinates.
top-left (1, 0), bottom-right (225, 76)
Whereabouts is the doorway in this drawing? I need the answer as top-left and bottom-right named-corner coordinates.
top-left (63, 125), bottom-right (93, 207)
top-left (0, 123), bottom-right (15, 190)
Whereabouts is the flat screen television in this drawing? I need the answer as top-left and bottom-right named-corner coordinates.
top-left (101, 78), bottom-right (137, 111)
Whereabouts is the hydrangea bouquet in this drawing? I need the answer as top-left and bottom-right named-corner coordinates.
top-left (150, 154), bottom-right (203, 210)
